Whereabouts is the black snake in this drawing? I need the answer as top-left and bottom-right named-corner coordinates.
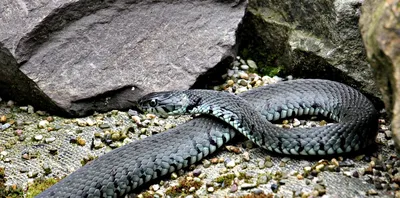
top-left (37, 79), bottom-right (378, 197)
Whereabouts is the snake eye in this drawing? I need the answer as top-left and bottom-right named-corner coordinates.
top-left (148, 99), bottom-right (158, 107)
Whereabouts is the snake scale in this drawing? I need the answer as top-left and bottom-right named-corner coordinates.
top-left (37, 79), bottom-right (378, 197)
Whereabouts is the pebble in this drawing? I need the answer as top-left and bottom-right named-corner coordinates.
top-left (34, 135), bottom-right (43, 141)
top-left (131, 116), bottom-right (141, 124)
top-left (230, 184), bottom-right (238, 192)
top-left (192, 169), bottom-right (201, 177)
top-left (28, 171), bottom-right (38, 178)
top-left (270, 183), bottom-right (279, 192)
top-left (171, 172), bottom-right (178, 179)
top-left (45, 137), bottom-right (56, 143)
top-left (76, 137), bottom-right (86, 146)
top-left (203, 159), bottom-right (211, 168)
top-left (246, 60), bottom-right (257, 69)
top-left (207, 187), bottom-right (214, 193)
top-left (189, 187), bottom-right (196, 193)
top-left (265, 161), bottom-right (273, 168)
top-left (27, 105), bottom-right (34, 114)
top-left (241, 183), bottom-right (257, 189)
top-left (99, 124), bottom-right (110, 129)
top-left (165, 123), bottom-right (175, 130)
top-left (367, 189), bottom-right (378, 195)
top-left (19, 107), bottom-right (28, 112)
top-left (1, 123), bottom-right (10, 131)
top-left (38, 120), bottom-right (50, 129)
top-left (293, 118), bottom-right (301, 127)
top-left (86, 119), bottom-right (95, 126)
top-left (93, 140), bottom-right (104, 149)
top-left (6, 100), bottom-right (14, 107)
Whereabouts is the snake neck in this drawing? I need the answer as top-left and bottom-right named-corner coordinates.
top-left (182, 90), bottom-right (273, 145)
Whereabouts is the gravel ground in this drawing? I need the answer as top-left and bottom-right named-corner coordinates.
top-left (0, 57), bottom-right (399, 198)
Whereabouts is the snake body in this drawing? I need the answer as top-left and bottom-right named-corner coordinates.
top-left (37, 79), bottom-right (378, 197)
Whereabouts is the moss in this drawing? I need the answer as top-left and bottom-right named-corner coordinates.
top-left (26, 178), bottom-right (59, 198)
top-left (214, 173), bottom-right (236, 188)
top-left (165, 177), bottom-right (203, 196)
top-left (0, 167), bottom-right (24, 198)
top-left (80, 155), bottom-right (98, 166)
top-left (235, 192), bottom-right (274, 198)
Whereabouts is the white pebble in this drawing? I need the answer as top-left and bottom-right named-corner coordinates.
top-left (246, 60), bottom-right (258, 69)
top-left (34, 135), bottom-right (43, 141)
top-left (293, 118), bottom-right (301, 127)
top-left (240, 64), bottom-right (249, 70)
top-left (38, 120), bottom-right (49, 129)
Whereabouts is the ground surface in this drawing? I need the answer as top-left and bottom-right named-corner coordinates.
top-left (0, 60), bottom-right (399, 197)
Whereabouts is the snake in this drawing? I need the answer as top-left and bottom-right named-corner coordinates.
top-left (37, 79), bottom-right (378, 197)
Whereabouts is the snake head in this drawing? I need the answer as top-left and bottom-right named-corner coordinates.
top-left (136, 91), bottom-right (191, 117)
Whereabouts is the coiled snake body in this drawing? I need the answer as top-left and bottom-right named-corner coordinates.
top-left (37, 79), bottom-right (378, 197)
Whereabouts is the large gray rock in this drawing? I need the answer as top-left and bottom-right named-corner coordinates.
top-left (359, 0), bottom-right (400, 150)
top-left (237, 0), bottom-right (382, 106)
top-left (0, 0), bottom-right (246, 116)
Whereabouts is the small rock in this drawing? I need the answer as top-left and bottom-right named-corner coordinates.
top-left (152, 184), bottom-right (160, 191)
top-left (27, 105), bottom-right (34, 114)
top-left (1, 123), bottom-right (11, 131)
top-left (315, 164), bottom-right (325, 172)
top-left (297, 174), bottom-right (304, 180)
top-left (367, 189), bottom-right (378, 195)
top-left (270, 183), bottom-right (279, 192)
top-left (44, 137), bottom-right (56, 144)
top-left (77, 137), bottom-right (86, 146)
top-left (38, 120), bottom-right (50, 129)
top-left (146, 114), bottom-right (157, 119)
top-left (99, 124), bottom-right (110, 129)
top-left (246, 60), bottom-right (257, 69)
top-left (0, 115), bottom-right (6, 123)
top-left (226, 145), bottom-right (241, 154)
top-left (27, 172), bottom-right (38, 178)
top-left (6, 100), bottom-right (14, 107)
top-left (86, 119), bottom-right (96, 126)
top-left (132, 116), bottom-right (141, 124)
top-left (240, 64), bottom-right (249, 70)
top-left (93, 140), bottom-right (104, 149)
top-left (265, 161), bottom-right (273, 168)
top-left (193, 169), bottom-right (202, 177)
top-left (293, 118), bottom-right (301, 127)
top-left (165, 123), bottom-right (175, 130)
top-left (225, 160), bottom-right (235, 168)
top-left (171, 172), bottom-right (178, 179)
top-left (34, 135), bottom-right (43, 141)
top-left (111, 133), bottom-right (120, 141)
top-left (207, 187), bottom-right (214, 193)
top-left (203, 159), bottom-right (211, 168)
top-left (19, 107), bottom-right (28, 112)
top-left (189, 187), bottom-right (196, 193)
top-left (230, 184), bottom-right (238, 192)
top-left (241, 183), bottom-right (257, 189)
top-left (242, 152), bottom-right (250, 162)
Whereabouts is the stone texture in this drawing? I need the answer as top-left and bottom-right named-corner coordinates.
top-left (237, 0), bottom-right (382, 106)
top-left (359, 0), bottom-right (400, 150)
top-left (0, 0), bottom-right (246, 116)
top-left (0, 44), bottom-right (66, 114)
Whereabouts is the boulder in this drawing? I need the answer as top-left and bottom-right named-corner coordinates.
top-left (0, 0), bottom-right (246, 116)
top-left (236, 0), bottom-right (382, 106)
top-left (359, 0), bottom-right (400, 150)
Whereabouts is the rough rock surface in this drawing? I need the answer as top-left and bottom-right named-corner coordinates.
top-left (237, 0), bottom-right (381, 106)
top-left (359, 0), bottom-right (400, 150)
top-left (0, 0), bottom-right (246, 116)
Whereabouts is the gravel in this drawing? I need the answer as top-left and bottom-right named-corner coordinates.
top-left (0, 56), bottom-right (398, 197)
